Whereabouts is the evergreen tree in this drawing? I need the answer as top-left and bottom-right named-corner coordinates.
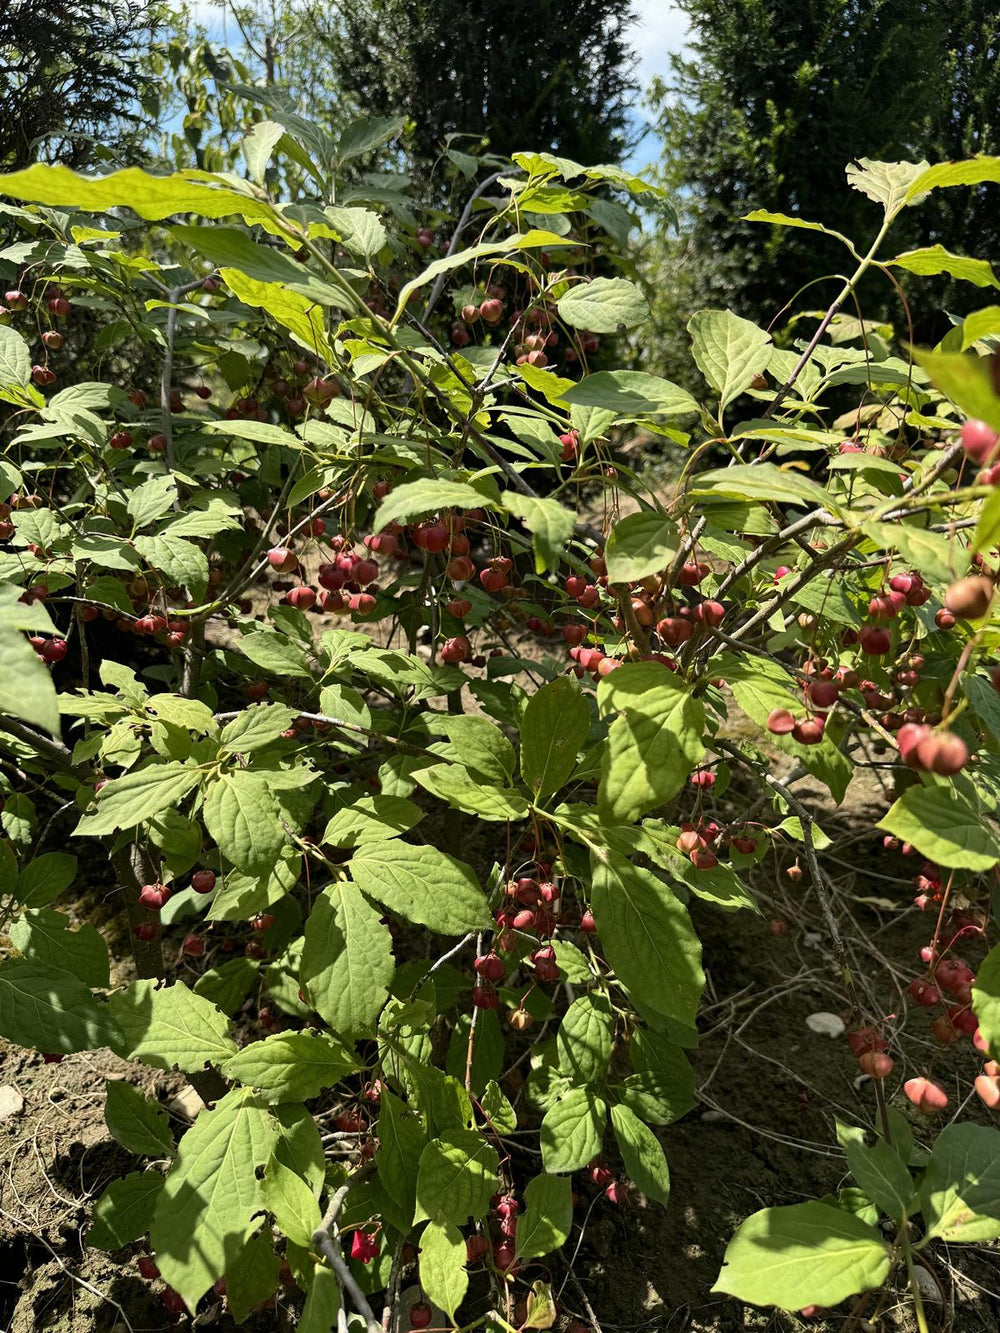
top-left (329, 0), bottom-right (639, 175)
top-left (0, 1), bottom-right (164, 169)
top-left (645, 0), bottom-right (1000, 354)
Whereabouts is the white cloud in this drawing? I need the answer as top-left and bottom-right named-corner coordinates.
top-left (628, 0), bottom-right (690, 91)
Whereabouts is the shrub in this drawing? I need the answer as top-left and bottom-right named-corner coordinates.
top-left (1, 133), bottom-right (1000, 1328)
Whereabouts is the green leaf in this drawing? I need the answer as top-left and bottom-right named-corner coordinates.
top-left (391, 230), bottom-right (566, 322)
top-left (906, 155), bottom-right (1000, 202)
top-left (298, 1264), bottom-right (342, 1333)
top-left (351, 842), bottom-right (491, 934)
top-left (220, 702), bottom-right (298, 752)
top-left (0, 325), bottom-right (31, 387)
top-left (743, 209), bottom-right (853, 249)
top-left (590, 850), bottom-right (704, 1030)
top-left (376, 1090), bottom-right (426, 1233)
top-left (911, 348), bottom-right (1000, 433)
top-left (337, 113), bottom-right (406, 162)
top-left (540, 1088), bottom-right (606, 1173)
top-left (959, 305), bottom-right (1000, 350)
top-left (561, 370), bottom-right (699, 418)
top-left (260, 1156), bottom-right (322, 1247)
top-left (273, 1103), bottom-right (326, 1196)
top-left (843, 1135), bottom-right (915, 1222)
top-left (610, 1104), bottom-right (670, 1207)
top-left (9, 909), bottom-right (108, 988)
top-left (557, 277), bottom-right (649, 333)
top-left (373, 477), bottom-right (494, 532)
top-left (88, 1171), bottom-right (164, 1250)
top-left (300, 883), bottom-right (394, 1035)
top-left (134, 534), bottom-right (208, 600)
top-left (127, 475), bottom-right (178, 529)
top-left (481, 1080), bottom-right (517, 1135)
top-left (194, 958), bottom-right (261, 1017)
top-left (74, 761), bottom-right (201, 836)
top-left (973, 943), bottom-right (1000, 1057)
top-left (321, 794), bottom-right (423, 847)
top-left (500, 494), bottom-right (576, 574)
top-left (12, 852), bottom-right (76, 908)
top-left (427, 714), bottom-right (517, 783)
top-left (149, 1087), bottom-right (277, 1312)
top-left (516, 1174), bottom-right (574, 1260)
top-left (419, 1220), bottom-right (468, 1320)
top-left (243, 120), bottom-right (285, 183)
top-left (104, 1079), bottom-right (174, 1157)
top-left (622, 1028), bottom-right (696, 1126)
top-left (693, 462), bottom-right (831, 511)
top-left (222, 1030), bottom-right (356, 1103)
top-left (921, 1123), bottom-right (1000, 1243)
top-left (887, 245), bottom-right (999, 288)
top-left (556, 994), bottom-right (613, 1084)
top-left (861, 519), bottom-right (957, 584)
top-left (220, 268), bottom-right (334, 361)
top-left (415, 1129), bottom-right (500, 1224)
top-left (0, 162), bottom-right (281, 221)
top-left (203, 770), bottom-right (286, 875)
top-left (878, 784), bottom-right (1000, 871)
top-left (520, 677), bottom-right (590, 801)
top-left (0, 958), bottom-right (120, 1053)
top-left (597, 663), bottom-right (705, 822)
top-left (324, 205), bottom-right (387, 261)
top-left (107, 978), bottom-right (237, 1073)
top-left (238, 629), bottom-right (314, 678)
top-left (713, 1201), bottom-right (890, 1308)
top-left (0, 625), bottom-right (60, 734)
top-left (688, 309), bottom-right (773, 410)
top-left (847, 158), bottom-right (929, 214)
top-left (604, 511), bottom-right (679, 583)
top-left (412, 764), bottom-right (529, 820)
top-left (224, 1226), bottom-right (281, 1324)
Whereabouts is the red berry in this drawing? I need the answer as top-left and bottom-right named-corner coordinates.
top-left (133, 922), bottom-right (160, 942)
top-left (859, 626), bottom-right (891, 656)
top-left (906, 978), bottom-right (941, 1007)
top-left (961, 419), bottom-right (999, 463)
top-left (904, 1076), bottom-right (948, 1114)
top-left (137, 1255), bottom-right (160, 1280)
top-left (161, 1287), bottom-right (187, 1315)
top-left (410, 1302), bottom-right (433, 1329)
top-left (139, 882), bottom-right (170, 911)
top-left (191, 870), bottom-right (216, 894)
top-left (40, 638), bottom-right (68, 664)
top-left (858, 1051), bottom-right (894, 1078)
top-left (267, 546), bottom-right (297, 573)
top-left (474, 953), bottom-right (505, 982)
top-left (466, 1233), bottom-right (489, 1263)
top-left (472, 982), bottom-right (499, 1009)
top-left (945, 575), bottom-right (993, 620)
top-left (182, 933), bottom-right (205, 956)
top-left (441, 635), bottom-right (469, 664)
top-left (766, 707), bottom-right (796, 735)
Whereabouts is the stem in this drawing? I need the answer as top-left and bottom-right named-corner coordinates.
top-left (759, 213), bottom-right (895, 421)
top-left (900, 1226), bottom-right (931, 1333)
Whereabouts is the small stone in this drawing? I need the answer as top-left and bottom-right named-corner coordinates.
top-left (0, 1084), bottom-right (24, 1119)
top-left (167, 1085), bottom-right (204, 1120)
top-left (806, 1012), bottom-right (846, 1038)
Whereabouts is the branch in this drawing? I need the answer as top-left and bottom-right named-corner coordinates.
top-left (312, 1163), bottom-right (380, 1333)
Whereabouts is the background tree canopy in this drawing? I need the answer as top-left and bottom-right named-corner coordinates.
top-left (0, 0), bottom-right (164, 170)
top-left (644, 0), bottom-right (1000, 379)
